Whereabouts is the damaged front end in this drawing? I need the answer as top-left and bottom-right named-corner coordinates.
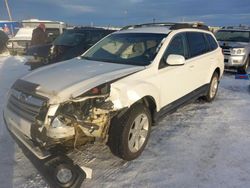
top-left (4, 80), bottom-right (119, 187)
top-left (4, 79), bottom-right (118, 159)
top-left (43, 83), bottom-right (116, 150)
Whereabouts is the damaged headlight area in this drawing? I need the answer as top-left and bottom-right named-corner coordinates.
top-left (47, 83), bottom-right (115, 148)
top-left (80, 83), bottom-right (110, 97)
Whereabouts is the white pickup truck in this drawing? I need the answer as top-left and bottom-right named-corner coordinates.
top-left (7, 19), bottom-right (66, 55)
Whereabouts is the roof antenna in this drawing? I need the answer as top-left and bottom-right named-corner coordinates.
top-left (4, 0), bottom-right (13, 21)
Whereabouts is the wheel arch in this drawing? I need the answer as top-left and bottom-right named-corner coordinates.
top-left (206, 67), bottom-right (221, 84)
top-left (141, 96), bottom-right (157, 122)
top-left (110, 80), bottom-right (161, 111)
top-left (214, 67), bottom-right (221, 78)
top-left (114, 95), bottom-right (158, 124)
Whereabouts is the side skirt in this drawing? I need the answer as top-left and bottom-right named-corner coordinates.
top-left (154, 84), bottom-right (209, 122)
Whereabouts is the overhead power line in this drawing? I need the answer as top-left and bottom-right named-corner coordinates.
top-left (4, 0), bottom-right (12, 21)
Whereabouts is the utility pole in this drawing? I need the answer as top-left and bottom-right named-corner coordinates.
top-left (124, 10), bottom-right (128, 26)
top-left (4, 0), bottom-right (13, 21)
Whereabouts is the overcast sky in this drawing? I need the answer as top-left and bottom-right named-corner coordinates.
top-left (1, 0), bottom-right (250, 26)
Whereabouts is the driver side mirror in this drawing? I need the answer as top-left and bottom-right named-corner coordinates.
top-left (166, 54), bottom-right (185, 66)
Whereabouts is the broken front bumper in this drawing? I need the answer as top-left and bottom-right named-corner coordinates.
top-left (3, 105), bottom-right (77, 159)
top-left (3, 107), bottom-right (51, 159)
top-left (3, 109), bottom-right (88, 188)
top-left (3, 109), bottom-right (87, 188)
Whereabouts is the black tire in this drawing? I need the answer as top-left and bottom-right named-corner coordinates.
top-left (107, 103), bottom-right (152, 161)
top-left (237, 57), bottom-right (249, 74)
top-left (203, 72), bottom-right (219, 102)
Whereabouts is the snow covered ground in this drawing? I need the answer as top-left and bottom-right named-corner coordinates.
top-left (0, 56), bottom-right (250, 188)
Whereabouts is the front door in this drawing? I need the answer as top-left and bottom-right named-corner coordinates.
top-left (156, 33), bottom-right (195, 109)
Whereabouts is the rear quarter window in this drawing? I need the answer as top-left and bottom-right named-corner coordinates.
top-left (205, 34), bottom-right (218, 51)
top-left (186, 32), bottom-right (209, 58)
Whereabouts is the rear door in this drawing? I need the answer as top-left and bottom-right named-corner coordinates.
top-left (204, 33), bottom-right (221, 79)
top-left (185, 32), bottom-right (211, 89)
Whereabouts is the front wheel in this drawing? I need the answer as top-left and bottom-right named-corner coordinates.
top-left (108, 103), bottom-right (152, 161)
top-left (203, 72), bottom-right (219, 102)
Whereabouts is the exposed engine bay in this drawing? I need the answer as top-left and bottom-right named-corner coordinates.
top-left (44, 84), bottom-right (117, 150)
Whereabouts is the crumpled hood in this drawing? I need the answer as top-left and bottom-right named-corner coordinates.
top-left (218, 41), bottom-right (249, 48)
top-left (22, 58), bottom-right (145, 103)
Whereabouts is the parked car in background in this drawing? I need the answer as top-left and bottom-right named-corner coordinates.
top-left (4, 23), bottom-right (224, 186)
top-left (26, 27), bottom-right (117, 69)
top-left (7, 19), bottom-right (66, 55)
top-left (215, 25), bottom-right (250, 73)
top-left (22, 19), bottom-right (66, 42)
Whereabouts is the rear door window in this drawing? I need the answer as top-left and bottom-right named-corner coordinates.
top-left (186, 32), bottom-right (209, 58)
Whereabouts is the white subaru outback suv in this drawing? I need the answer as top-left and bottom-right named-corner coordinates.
top-left (4, 23), bottom-right (224, 161)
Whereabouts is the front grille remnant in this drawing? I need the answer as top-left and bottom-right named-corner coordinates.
top-left (7, 89), bottom-right (47, 123)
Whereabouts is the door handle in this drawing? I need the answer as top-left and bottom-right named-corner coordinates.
top-left (189, 65), bottom-right (194, 69)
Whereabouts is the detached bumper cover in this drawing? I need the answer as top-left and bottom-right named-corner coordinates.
top-left (3, 107), bottom-right (50, 159)
top-left (3, 112), bottom-right (86, 188)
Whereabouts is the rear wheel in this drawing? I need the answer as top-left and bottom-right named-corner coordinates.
top-left (204, 72), bottom-right (219, 102)
top-left (108, 103), bottom-right (152, 161)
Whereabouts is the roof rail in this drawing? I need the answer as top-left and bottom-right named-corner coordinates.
top-left (170, 23), bottom-right (209, 31)
top-left (121, 22), bottom-right (176, 30)
top-left (121, 22), bottom-right (209, 31)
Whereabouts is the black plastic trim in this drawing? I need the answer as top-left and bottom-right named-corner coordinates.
top-left (154, 84), bottom-right (209, 122)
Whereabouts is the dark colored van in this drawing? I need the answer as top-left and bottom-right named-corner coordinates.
top-left (27, 27), bottom-right (117, 69)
